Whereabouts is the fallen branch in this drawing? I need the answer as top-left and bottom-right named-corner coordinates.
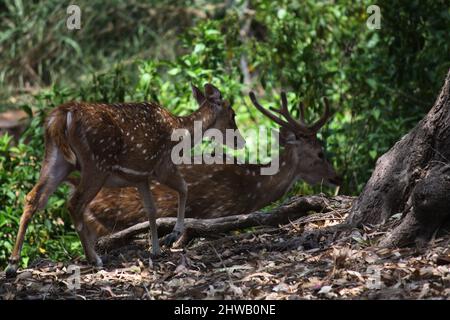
top-left (97, 194), bottom-right (351, 251)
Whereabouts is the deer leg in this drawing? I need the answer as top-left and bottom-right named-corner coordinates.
top-left (137, 182), bottom-right (160, 256)
top-left (68, 173), bottom-right (106, 266)
top-left (156, 168), bottom-right (187, 246)
top-left (5, 146), bottom-right (73, 277)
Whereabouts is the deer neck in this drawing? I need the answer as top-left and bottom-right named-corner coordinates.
top-left (254, 145), bottom-right (299, 204)
top-left (176, 103), bottom-right (216, 145)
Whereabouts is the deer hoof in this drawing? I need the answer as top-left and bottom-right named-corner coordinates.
top-left (162, 231), bottom-right (182, 247)
top-left (93, 257), bottom-right (103, 268)
top-left (88, 254), bottom-right (103, 268)
top-left (5, 263), bottom-right (18, 278)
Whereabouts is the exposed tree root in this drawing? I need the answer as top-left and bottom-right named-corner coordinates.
top-left (97, 195), bottom-right (353, 252)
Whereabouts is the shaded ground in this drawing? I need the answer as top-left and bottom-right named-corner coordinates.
top-left (1, 195), bottom-right (449, 300)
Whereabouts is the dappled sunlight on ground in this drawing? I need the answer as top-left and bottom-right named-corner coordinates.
top-left (1, 198), bottom-right (449, 300)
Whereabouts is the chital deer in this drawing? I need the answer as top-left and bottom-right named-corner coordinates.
top-left (5, 83), bottom-right (245, 276)
top-left (71, 91), bottom-right (340, 243)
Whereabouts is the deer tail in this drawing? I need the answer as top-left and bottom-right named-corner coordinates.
top-left (45, 106), bottom-right (77, 165)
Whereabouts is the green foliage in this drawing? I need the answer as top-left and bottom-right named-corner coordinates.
top-left (0, 0), bottom-right (211, 106)
top-left (0, 1), bottom-right (449, 268)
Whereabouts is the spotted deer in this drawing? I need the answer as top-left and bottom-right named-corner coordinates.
top-left (5, 83), bottom-right (245, 276)
top-left (70, 91), bottom-right (340, 243)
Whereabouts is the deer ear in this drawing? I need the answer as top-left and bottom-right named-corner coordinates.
top-left (191, 83), bottom-right (206, 105)
top-left (279, 127), bottom-right (296, 145)
top-left (204, 83), bottom-right (222, 101)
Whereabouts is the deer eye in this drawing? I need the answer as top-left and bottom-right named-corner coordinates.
top-left (318, 152), bottom-right (325, 159)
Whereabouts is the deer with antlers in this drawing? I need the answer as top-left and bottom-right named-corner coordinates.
top-left (69, 91), bottom-right (340, 244)
top-left (5, 83), bottom-right (245, 277)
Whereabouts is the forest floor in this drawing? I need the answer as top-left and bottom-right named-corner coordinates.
top-left (0, 196), bottom-right (449, 300)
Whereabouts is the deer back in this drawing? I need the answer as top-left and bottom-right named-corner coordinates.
top-left (59, 102), bottom-right (177, 174)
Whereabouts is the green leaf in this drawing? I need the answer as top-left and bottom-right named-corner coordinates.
top-left (193, 43), bottom-right (206, 54)
top-left (277, 8), bottom-right (287, 20)
top-left (61, 37), bottom-right (82, 56)
top-left (168, 68), bottom-right (180, 75)
top-left (372, 109), bottom-right (381, 120)
top-left (205, 29), bottom-right (220, 36)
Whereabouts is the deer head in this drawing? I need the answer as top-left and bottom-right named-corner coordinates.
top-left (191, 83), bottom-right (246, 149)
top-left (249, 91), bottom-right (341, 187)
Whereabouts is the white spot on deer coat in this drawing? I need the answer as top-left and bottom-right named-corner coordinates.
top-left (112, 165), bottom-right (152, 176)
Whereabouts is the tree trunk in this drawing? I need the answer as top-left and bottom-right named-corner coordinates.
top-left (347, 69), bottom-right (450, 247)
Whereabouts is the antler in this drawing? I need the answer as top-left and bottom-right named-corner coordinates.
top-left (275, 93), bottom-right (332, 134)
top-left (291, 96), bottom-right (332, 133)
top-left (277, 92), bottom-right (310, 133)
top-left (309, 97), bottom-right (331, 133)
top-left (298, 101), bottom-right (306, 123)
top-left (249, 91), bottom-right (296, 132)
top-left (250, 91), bottom-right (332, 135)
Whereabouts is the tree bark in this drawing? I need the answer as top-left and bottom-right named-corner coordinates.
top-left (347, 69), bottom-right (450, 246)
top-left (97, 194), bottom-right (352, 251)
